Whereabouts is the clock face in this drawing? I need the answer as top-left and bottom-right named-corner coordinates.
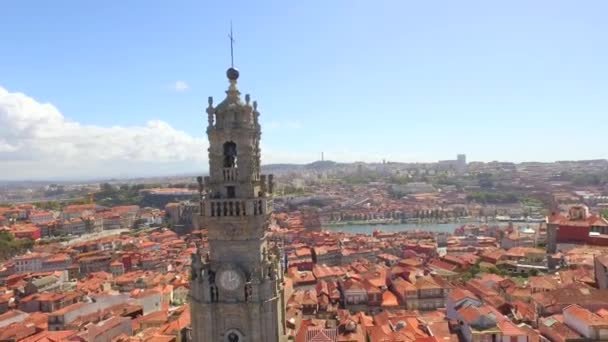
top-left (219, 269), bottom-right (241, 291)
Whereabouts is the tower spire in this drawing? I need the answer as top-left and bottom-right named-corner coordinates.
top-left (228, 21), bottom-right (235, 68)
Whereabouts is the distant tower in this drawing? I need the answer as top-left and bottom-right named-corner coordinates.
top-left (456, 154), bottom-right (467, 174)
top-left (547, 221), bottom-right (558, 254)
top-left (189, 66), bottom-right (287, 340)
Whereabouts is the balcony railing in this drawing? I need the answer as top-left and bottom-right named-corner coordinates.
top-left (205, 198), bottom-right (272, 218)
top-left (222, 168), bottom-right (238, 182)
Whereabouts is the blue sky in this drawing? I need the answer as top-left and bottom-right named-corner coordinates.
top-left (0, 1), bottom-right (607, 179)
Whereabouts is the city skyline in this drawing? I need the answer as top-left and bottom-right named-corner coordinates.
top-left (1, 1), bottom-right (607, 180)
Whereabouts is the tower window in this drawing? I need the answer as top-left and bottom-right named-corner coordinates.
top-left (227, 186), bottom-right (236, 198)
top-left (223, 141), bottom-right (238, 168)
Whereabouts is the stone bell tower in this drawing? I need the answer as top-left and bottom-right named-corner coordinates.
top-left (189, 66), bottom-right (287, 342)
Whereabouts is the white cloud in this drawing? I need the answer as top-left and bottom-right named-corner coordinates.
top-left (171, 80), bottom-right (189, 92)
top-left (0, 86), bottom-right (414, 180)
top-left (0, 86), bottom-right (207, 180)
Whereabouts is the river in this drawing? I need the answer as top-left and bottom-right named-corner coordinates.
top-left (323, 222), bottom-right (466, 234)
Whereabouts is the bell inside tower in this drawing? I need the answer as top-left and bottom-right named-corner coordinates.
top-left (223, 141), bottom-right (238, 168)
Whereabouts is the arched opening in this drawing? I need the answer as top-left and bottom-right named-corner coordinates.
top-left (224, 329), bottom-right (244, 342)
top-left (223, 141), bottom-right (238, 168)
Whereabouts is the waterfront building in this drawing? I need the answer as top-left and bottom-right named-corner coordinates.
top-left (547, 205), bottom-right (608, 253)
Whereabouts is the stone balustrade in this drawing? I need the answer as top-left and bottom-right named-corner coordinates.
top-left (204, 198), bottom-right (272, 218)
top-left (222, 168), bottom-right (238, 182)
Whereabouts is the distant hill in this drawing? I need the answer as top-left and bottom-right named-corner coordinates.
top-left (262, 160), bottom-right (339, 173)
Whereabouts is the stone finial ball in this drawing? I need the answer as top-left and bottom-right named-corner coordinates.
top-left (226, 67), bottom-right (240, 80)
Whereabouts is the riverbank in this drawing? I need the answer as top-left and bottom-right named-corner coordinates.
top-left (325, 217), bottom-right (489, 227)
top-left (323, 222), bottom-right (466, 234)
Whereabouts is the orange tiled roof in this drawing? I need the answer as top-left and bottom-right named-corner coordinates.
top-left (448, 287), bottom-right (479, 303)
top-left (564, 304), bottom-right (608, 326)
top-left (381, 290), bottom-right (399, 307)
top-left (18, 330), bottom-right (78, 342)
top-left (497, 320), bottom-right (525, 336)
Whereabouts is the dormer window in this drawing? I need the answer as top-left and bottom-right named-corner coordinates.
top-left (223, 141), bottom-right (237, 168)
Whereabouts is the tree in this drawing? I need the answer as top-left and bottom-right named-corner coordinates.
top-left (477, 173), bottom-right (495, 189)
top-left (470, 263), bottom-right (481, 276)
top-left (68, 197), bottom-right (90, 205)
top-left (94, 183), bottom-right (144, 207)
top-left (33, 201), bottom-right (61, 211)
top-left (0, 231), bottom-right (34, 261)
top-left (487, 267), bottom-right (507, 276)
top-left (458, 262), bottom-right (482, 282)
top-left (100, 183), bottom-right (115, 193)
top-left (466, 191), bottom-right (520, 204)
